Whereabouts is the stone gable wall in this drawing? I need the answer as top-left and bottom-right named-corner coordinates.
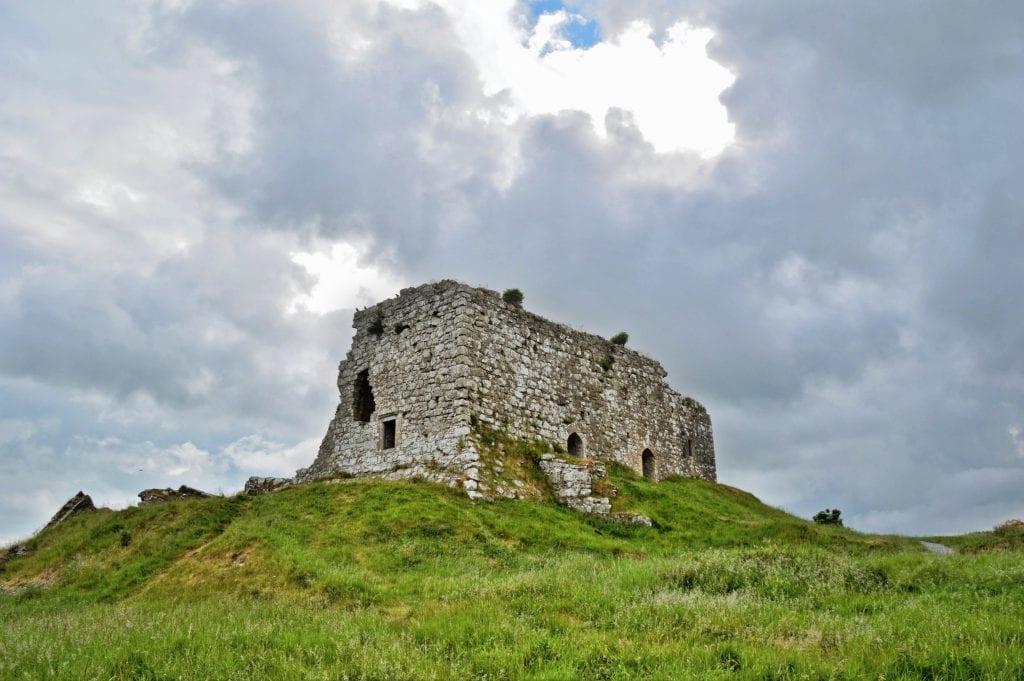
top-left (296, 282), bottom-right (479, 484)
top-left (298, 280), bottom-right (715, 487)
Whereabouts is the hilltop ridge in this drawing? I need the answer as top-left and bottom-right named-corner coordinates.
top-left (3, 465), bottom-right (1023, 679)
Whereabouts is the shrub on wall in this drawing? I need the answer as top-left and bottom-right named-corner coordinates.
top-left (502, 288), bottom-right (524, 307)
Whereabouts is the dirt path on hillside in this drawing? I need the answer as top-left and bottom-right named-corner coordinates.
top-left (920, 541), bottom-right (955, 555)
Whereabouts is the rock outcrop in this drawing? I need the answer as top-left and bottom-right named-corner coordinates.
top-left (138, 485), bottom-right (212, 505)
top-left (244, 476), bottom-right (293, 495)
top-left (43, 491), bottom-right (96, 531)
top-left (0, 544), bottom-right (29, 571)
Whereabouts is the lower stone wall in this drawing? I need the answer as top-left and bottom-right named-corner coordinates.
top-left (537, 455), bottom-right (611, 515)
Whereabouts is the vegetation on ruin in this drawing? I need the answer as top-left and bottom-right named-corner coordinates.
top-left (609, 331), bottom-right (629, 346)
top-left (812, 508), bottom-right (843, 526)
top-left (502, 287), bottom-right (524, 307)
top-left (468, 420), bottom-right (556, 500)
top-left (3, 459), bottom-right (1023, 679)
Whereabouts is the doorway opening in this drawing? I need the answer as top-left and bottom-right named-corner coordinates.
top-left (642, 449), bottom-right (655, 480)
top-left (567, 432), bottom-right (583, 457)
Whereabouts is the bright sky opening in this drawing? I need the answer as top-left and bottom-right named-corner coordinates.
top-left (393, 0), bottom-right (736, 157)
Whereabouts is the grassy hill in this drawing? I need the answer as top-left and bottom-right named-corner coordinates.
top-left (3, 467), bottom-right (1023, 679)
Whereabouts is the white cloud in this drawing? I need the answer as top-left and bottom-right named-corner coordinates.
top-left (0, 418), bottom-right (51, 446)
top-left (0, 28), bottom-right (255, 270)
top-left (73, 437), bottom-right (218, 481)
top-left (290, 240), bottom-right (406, 315)
top-left (1011, 426), bottom-right (1024, 458)
top-left (222, 434), bottom-right (320, 476)
top-left (389, 0), bottom-right (735, 156)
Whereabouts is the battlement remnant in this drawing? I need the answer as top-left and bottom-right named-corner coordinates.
top-left (296, 280), bottom-right (715, 506)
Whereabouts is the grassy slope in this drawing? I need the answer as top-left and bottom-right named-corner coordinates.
top-left (2, 469), bottom-right (1023, 680)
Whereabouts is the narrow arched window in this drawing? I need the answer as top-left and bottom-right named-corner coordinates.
top-left (352, 369), bottom-right (375, 422)
top-left (642, 449), bottom-right (655, 480)
top-left (567, 432), bottom-right (583, 457)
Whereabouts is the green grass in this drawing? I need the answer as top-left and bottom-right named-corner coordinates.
top-left (924, 521), bottom-right (1024, 555)
top-left (3, 467), bottom-right (1023, 679)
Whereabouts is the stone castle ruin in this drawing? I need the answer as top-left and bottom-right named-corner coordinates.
top-left (293, 280), bottom-right (715, 516)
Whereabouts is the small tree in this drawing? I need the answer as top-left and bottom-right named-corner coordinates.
top-left (609, 332), bottom-right (629, 346)
top-left (502, 288), bottom-right (524, 307)
top-left (813, 508), bottom-right (843, 526)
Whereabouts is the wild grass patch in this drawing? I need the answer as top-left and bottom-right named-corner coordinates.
top-left (2, 477), bottom-right (1023, 678)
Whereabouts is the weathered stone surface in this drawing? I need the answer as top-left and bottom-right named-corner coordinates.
top-left (43, 491), bottom-right (96, 531)
top-left (244, 476), bottom-right (293, 496)
top-left (5, 544), bottom-right (28, 558)
top-left (611, 512), bottom-right (654, 527)
top-left (138, 485), bottom-right (212, 505)
top-left (0, 544), bottom-right (29, 571)
top-left (536, 454), bottom-right (612, 514)
top-left (297, 280), bottom-right (716, 516)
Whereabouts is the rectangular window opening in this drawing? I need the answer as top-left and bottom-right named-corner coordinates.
top-left (382, 419), bottom-right (397, 450)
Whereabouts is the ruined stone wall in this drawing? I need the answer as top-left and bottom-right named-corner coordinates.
top-left (460, 286), bottom-right (715, 481)
top-left (296, 282), bottom-right (479, 484)
top-left (298, 280), bottom-right (715, 488)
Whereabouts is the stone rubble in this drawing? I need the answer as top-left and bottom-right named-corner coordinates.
top-left (43, 491), bottom-right (96, 531)
top-left (0, 544), bottom-right (30, 571)
top-left (138, 485), bottom-right (213, 505)
top-left (244, 476), bottom-right (293, 495)
top-left (537, 455), bottom-right (612, 515)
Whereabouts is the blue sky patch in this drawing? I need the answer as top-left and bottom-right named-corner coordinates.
top-left (526, 0), bottom-right (601, 49)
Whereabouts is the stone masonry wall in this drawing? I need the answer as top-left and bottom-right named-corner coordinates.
top-left (457, 285), bottom-right (715, 481)
top-left (296, 282), bottom-right (480, 484)
top-left (298, 280), bottom-right (715, 490)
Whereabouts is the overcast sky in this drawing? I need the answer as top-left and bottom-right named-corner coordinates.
top-left (2, 0), bottom-right (1022, 543)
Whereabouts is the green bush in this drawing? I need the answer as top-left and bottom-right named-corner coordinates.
top-left (502, 288), bottom-right (524, 307)
top-left (813, 508), bottom-right (843, 525)
top-left (598, 354), bottom-right (615, 372)
top-left (609, 332), bottom-right (629, 346)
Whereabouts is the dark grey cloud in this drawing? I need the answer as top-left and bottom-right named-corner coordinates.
top-left (1, 0), bottom-right (1022, 542)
